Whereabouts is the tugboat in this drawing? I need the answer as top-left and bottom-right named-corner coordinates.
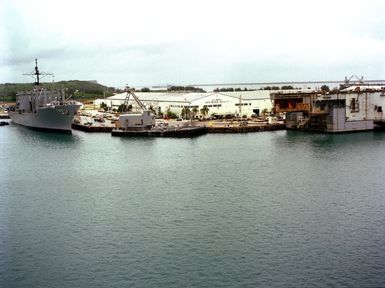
top-left (8, 59), bottom-right (81, 133)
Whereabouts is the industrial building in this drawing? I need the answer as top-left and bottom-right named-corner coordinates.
top-left (94, 90), bottom-right (272, 118)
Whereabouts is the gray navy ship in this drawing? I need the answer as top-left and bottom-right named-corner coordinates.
top-left (8, 59), bottom-right (81, 133)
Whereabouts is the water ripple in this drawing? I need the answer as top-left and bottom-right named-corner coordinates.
top-left (1, 131), bottom-right (385, 287)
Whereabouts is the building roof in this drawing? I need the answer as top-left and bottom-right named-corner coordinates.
top-left (105, 90), bottom-right (272, 103)
top-left (340, 85), bottom-right (384, 92)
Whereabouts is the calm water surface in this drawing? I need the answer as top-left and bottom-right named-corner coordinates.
top-left (1, 123), bottom-right (385, 287)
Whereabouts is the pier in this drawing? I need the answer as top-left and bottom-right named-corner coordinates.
top-left (71, 123), bottom-right (114, 132)
top-left (207, 123), bottom-right (285, 133)
top-left (72, 119), bottom-right (286, 134)
top-left (111, 126), bottom-right (207, 137)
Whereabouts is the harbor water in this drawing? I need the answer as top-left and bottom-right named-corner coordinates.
top-left (1, 123), bottom-right (385, 287)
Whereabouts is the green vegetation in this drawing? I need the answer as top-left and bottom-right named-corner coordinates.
top-left (136, 86), bottom-right (206, 93)
top-left (0, 83), bottom-right (33, 102)
top-left (148, 104), bottom-right (157, 114)
top-left (214, 87), bottom-right (235, 92)
top-left (262, 85), bottom-right (297, 91)
top-left (200, 105), bottom-right (209, 118)
top-left (167, 86), bottom-right (206, 93)
top-left (281, 85), bottom-right (295, 90)
top-left (117, 104), bottom-right (132, 113)
top-left (214, 87), bottom-right (254, 92)
top-left (166, 107), bottom-right (178, 118)
top-left (180, 107), bottom-right (191, 119)
top-left (99, 102), bottom-right (108, 111)
top-left (0, 80), bottom-right (116, 102)
top-left (262, 86), bottom-right (280, 90)
top-left (321, 85), bottom-right (330, 93)
top-left (191, 107), bottom-right (199, 119)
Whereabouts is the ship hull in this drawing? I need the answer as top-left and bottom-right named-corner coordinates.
top-left (9, 106), bottom-right (78, 133)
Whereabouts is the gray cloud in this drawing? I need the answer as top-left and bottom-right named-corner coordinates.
top-left (2, 0), bottom-right (385, 87)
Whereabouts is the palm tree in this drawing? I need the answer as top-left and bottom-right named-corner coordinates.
top-left (148, 104), bottom-right (157, 115)
top-left (200, 105), bottom-right (209, 119)
top-left (192, 107), bottom-right (198, 119)
top-left (181, 107), bottom-right (189, 120)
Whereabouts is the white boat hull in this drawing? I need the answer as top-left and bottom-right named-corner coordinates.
top-left (9, 105), bottom-right (79, 132)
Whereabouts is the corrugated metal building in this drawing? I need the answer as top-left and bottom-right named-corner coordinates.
top-left (94, 90), bottom-right (272, 118)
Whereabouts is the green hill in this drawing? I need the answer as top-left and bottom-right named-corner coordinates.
top-left (0, 80), bottom-right (116, 102)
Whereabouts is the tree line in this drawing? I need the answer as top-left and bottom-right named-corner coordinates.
top-left (139, 86), bottom-right (206, 93)
top-left (213, 85), bottom-right (298, 92)
top-left (0, 80), bottom-right (115, 101)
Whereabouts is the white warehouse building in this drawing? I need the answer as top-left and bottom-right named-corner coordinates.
top-left (94, 90), bottom-right (273, 118)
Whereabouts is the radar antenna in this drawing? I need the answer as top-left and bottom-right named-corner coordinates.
top-left (23, 59), bottom-right (54, 85)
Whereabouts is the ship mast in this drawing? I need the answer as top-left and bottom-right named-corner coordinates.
top-left (23, 59), bottom-right (53, 86)
top-left (34, 58), bottom-right (40, 85)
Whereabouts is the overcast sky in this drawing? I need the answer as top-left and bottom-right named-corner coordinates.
top-left (1, 0), bottom-right (385, 87)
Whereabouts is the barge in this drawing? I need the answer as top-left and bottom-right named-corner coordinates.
top-left (111, 126), bottom-right (207, 137)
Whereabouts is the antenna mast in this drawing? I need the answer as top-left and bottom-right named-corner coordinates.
top-left (23, 59), bottom-right (53, 85)
top-left (34, 58), bottom-right (40, 85)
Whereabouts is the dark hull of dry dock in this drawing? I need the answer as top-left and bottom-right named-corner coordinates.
top-left (72, 123), bottom-right (114, 132)
top-left (111, 127), bottom-right (207, 137)
top-left (207, 123), bottom-right (286, 133)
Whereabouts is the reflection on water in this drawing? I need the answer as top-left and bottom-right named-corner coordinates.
top-left (11, 123), bottom-right (82, 149)
top-left (1, 127), bottom-right (385, 287)
top-left (276, 130), bottom-right (385, 164)
top-left (286, 129), bottom-right (385, 145)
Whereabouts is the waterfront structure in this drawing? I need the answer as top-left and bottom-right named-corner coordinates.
top-left (118, 110), bottom-right (155, 129)
top-left (94, 90), bottom-right (272, 118)
top-left (112, 89), bottom-right (207, 137)
top-left (271, 85), bottom-right (385, 132)
top-left (116, 89), bottom-right (156, 129)
top-left (9, 59), bottom-right (81, 133)
top-left (271, 91), bottom-right (319, 128)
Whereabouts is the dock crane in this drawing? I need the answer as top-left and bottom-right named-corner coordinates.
top-left (344, 75), bottom-right (364, 86)
top-left (118, 87), bottom-right (155, 129)
top-left (122, 87), bottom-right (147, 112)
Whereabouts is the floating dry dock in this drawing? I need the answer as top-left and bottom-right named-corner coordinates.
top-left (271, 85), bottom-right (385, 133)
top-left (111, 126), bottom-right (207, 137)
